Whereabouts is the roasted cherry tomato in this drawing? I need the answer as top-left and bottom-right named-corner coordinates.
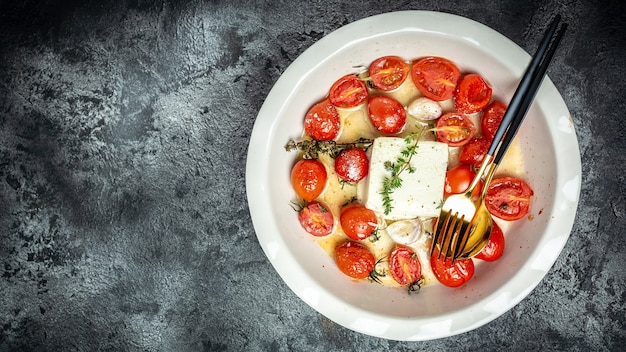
top-left (430, 248), bottom-right (475, 287)
top-left (435, 112), bottom-right (476, 147)
top-left (389, 245), bottom-right (422, 285)
top-left (411, 56), bottom-right (461, 101)
top-left (454, 73), bottom-right (493, 114)
top-left (329, 74), bottom-right (369, 109)
top-left (340, 205), bottom-right (378, 241)
top-left (298, 202), bottom-right (334, 237)
top-left (334, 148), bottom-right (369, 183)
top-left (369, 55), bottom-right (410, 91)
top-left (334, 241), bottom-right (376, 280)
top-left (291, 159), bottom-right (327, 202)
top-left (444, 165), bottom-right (482, 199)
top-left (485, 177), bottom-right (534, 221)
top-left (481, 100), bottom-right (507, 141)
top-left (367, 95), bottom-right (406, 134)
top-left (459, 136), bottom-right (490, 169)
top-left (304, 99), bottom-right (341, 141)
top-left (475, 220), bottom-right (504, 261)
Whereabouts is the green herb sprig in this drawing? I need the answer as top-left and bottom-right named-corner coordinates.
top-left (285, 138), bottom-right (373, 159)
top-left (379, 129), bottom-right (424, 215)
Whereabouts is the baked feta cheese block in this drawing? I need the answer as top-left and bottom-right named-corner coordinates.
top-left (364, 137), bottom-right (448, 220)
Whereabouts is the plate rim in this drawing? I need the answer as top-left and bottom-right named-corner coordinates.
top-left (245, 10), bottom-right (581, 341)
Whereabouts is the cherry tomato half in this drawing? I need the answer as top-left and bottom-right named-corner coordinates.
top-left (367, 95), bottom-right (406, 134)
top-left (435, 112), bottom-right (476, 147)
top-left (329, 74), bottom-right (369, 109)
top-left (454, 73), bottom-right (493, 114)
top-left (298, 202), bottom-right (334, 237)
top-left (369, 55), bottom-right (410, 91)
top-left (481, 100), bottom-right (507, 141)
top-left (389, 245), bottom-right (422, 285)
top-left (334, 148), bottom-right (369, 183)
top-left (304, 99), bottom-right (341, 141)
top-left (430, 248), bottom-right (475, 287)
top-left (340, 205), bottom-right (378, 241)
top-left (444, 164), bottom-right (482, 199)
top-left (485, 177), bottom-right (534, 221)
top-left (475, 220), bottom-right (505, 261)
top-left (335, 241), bottom-right (375, 280)
top-left (459, 136), bottom-right (490, 169)
top-left (411, 56), bottom-right (461, 101)
top-left (291, 159), bottom-right (327, 202)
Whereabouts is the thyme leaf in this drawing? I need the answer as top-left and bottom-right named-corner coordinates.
top-left (285, 138), bottom-right (373, 159)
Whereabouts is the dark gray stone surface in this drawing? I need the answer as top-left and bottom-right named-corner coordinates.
top-left (0, 0), bottom-right (624, 351)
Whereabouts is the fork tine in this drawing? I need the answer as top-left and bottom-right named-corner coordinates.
top-left (452, 221), bottom-right (472, 261)
top-left (431, 211), bottom-right (452, 258)
top-left (444, 214), bottom-right (465, 260)
top-left (438, 214), bottom-right (454, 259)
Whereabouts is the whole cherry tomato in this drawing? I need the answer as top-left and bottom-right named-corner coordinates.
top-left (485, 176), bottom-right (534, 221)
top-left (298, 202), bottom-right (335, 237)
top-left (475, 221), bottom-right (505, 261)
top-left (334, 148), bottom-right (369, 183)
top-left (334, 241), bottom-right (376, 280)
top-left (340, 205), bottom-right (378, 241)
top-left (389, 245), bottom-right (422, 285)
top-left (430, 248), bottom-right (475, 287)
top-left (459, 136), bottom-right (491, 169)
top-left (454, 73), bottom-right (493, 114)
top-left (435, 112), bottom-right (476, 147)
top-left (304, 99), bottom-right (341, 141)
top-left (411, 56), bottom-right (460, 101)
top-left (367, 95), bottom-right (406, 134)
top-left (444, 165), bottom-right (482, 198)
top-left (481, 100), bottom-right (507, 141)
top-left (329, 74), bottom-right (369, 109)
top-left (369, 55), bottom-right (410, 91)
top-left (291, 159), bottom-right (327, 202)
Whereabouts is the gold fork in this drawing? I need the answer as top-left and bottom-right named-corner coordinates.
top-left (430, 15), bottom-right (568, 261)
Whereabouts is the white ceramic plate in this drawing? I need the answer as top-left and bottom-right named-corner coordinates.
top-left (246, 11), bottom-right (580, 341)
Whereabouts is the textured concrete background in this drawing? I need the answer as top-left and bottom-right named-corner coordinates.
top-left (0, 0), bottom-right (624, 351)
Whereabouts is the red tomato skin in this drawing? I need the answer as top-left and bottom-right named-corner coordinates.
top-left (435, 112), bottom-right (476, 147)
top-left (334, 148), bottom-right (369, 183)
top-left (454, 73), bottom-right (493, 114)
top-left (459, 137), bottom-right (491, 169)
top-left (444, 165), bottom-right (482, 198)
top-left (329, 75), bottom-right (369, 109)
top-left (335, 241), bottom-right (375, 279)
top-left (340, 205), bottom-right (378, 241)
top-left (291, 159), bottom-right (327, 202)
top-left (367, 95), bottom-right (407, 134)
top-left (369, 56), bottom-right (410, 91)
top-left (485, 177), bottom-right (534, 221)
top-left (411, 56), bottom-right (461, 101)
top-left (304, 99), bottom-right (341, 141)
top-left (475, 221), bottom-right (505, 261)
top-left (389, 245), bottom-right (422, 285)
top-left (481, 100), bottom-right (507, 141)
top-left (430, 249), bottom-right (475, 287)
top-left (298, 202), bottom-right (334, 237)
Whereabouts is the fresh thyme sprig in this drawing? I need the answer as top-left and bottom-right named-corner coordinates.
top-left (368, 257), bottom-right (387, 284)
top-left (379, 129), bottom-right (424, 215)
top-left (285, 138), bottom-right (373, 159)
